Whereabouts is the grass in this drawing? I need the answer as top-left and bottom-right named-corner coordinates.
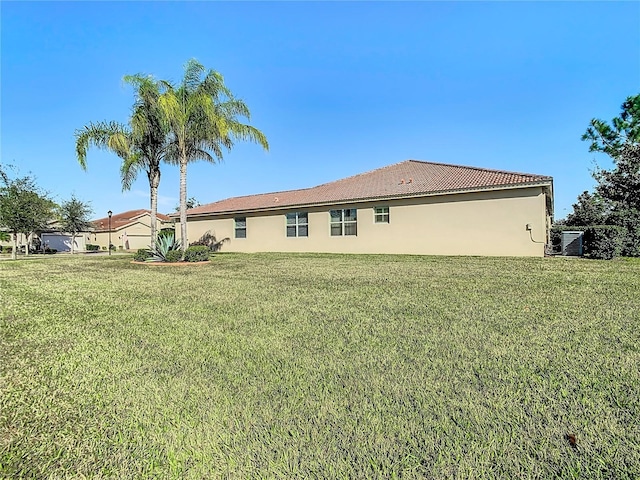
top-left (1, 253), bottom-right (639, 479)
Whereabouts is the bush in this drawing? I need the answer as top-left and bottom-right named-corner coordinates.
top-left (608, 208), bottom-right (640, 257)
top-left (109, 244), bottom-right (116, 251)
top-left (148, 233), bottom-right (182, 262)
top-left (184, 245), bottom-right (210, 262)
top-left (44, 248), bottom-right (57, 254)
top-left (86, 244), bottom-right (100, 251)
top-left (158, 228), bottom-right (175, 241)
top-left (4, 246), bottom-right (12, 254)
top-left (583, 225), bottom-right (625, 260)
top-left (189, 230), bottom-right (229, 252)
top-left (165, 249), bottom-right (183, 263)
top-left (133, 249), bottom-right (151, 262)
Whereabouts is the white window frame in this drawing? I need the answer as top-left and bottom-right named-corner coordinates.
top-left (234, 217), bottom-right (247, 239)
top-left (286, 212), bottom-right (308, 237)
top-left (374, 206), bottom-right (389, 224)
top-left (330, 209), bottom-right (357, 236)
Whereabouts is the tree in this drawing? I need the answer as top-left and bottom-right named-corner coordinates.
top-left (0, 169), bottom-right (55, 259)
top-left (58, 196), bottom-right (94, 254)
top-left (158, 59), bottom-right (269, 253)
top-left (581, 93), bottom-right (640, 256)
top-left (174, 196), bottom-right (200, 212)
top-left (75, 75), bottom-right (167, 250)
top-left (565, 191), bottom-right (608, 226)
top-left (582, 94), bottom-right (640, 208)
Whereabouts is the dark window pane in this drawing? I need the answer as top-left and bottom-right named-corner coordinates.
top-left (235, 228), bottom-right (246, 239)
top-left (331, 224), bottom-right (342, 236)
top-left (344, 223), bottom-right (357, 236)
top-left (344, 209), bottom-right (357, 221)
top-left (286, 213), bottom-right (296, 225)
top-left (330, 210), bottom-right (342, 222)
top-left (299, 212), bottom-right (308, 223)
top-left (299, 225), bottom-right (308, 237)
top-left (286, 226), bottom-right (296, 237)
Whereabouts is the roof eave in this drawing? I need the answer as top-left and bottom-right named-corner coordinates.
top-left (179, 180), bottom-right (553, 219)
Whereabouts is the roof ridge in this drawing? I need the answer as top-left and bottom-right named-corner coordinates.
top-left (406, 159), bottom-right (551, 179)
top-left (195, 185), bottom-right (318, 210)
top-left (311, 160), bottom-right (412, 188)
top-left (193, 161), bottom-right (413, 210)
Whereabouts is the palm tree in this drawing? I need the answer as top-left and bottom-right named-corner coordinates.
top-left (75, 75), bottom-right (167, 249)
top-left (158, 59), bottom-right (269, 252)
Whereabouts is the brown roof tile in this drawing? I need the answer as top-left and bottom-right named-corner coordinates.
top-left (182, 160), bottom-right (552, 217)
top-left (93, 209), bottom-right (171, 232)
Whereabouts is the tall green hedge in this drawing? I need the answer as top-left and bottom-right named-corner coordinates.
top-left (551, 224), bottom-right (629, 259)
top-left (583, 225), bottom-right (626, 260)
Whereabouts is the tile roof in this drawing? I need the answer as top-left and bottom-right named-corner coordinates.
top-left (181, 160), bottom-right (553, 217)
top-left (93, 209), bottom-right (171, 232)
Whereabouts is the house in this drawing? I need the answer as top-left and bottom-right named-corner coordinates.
top-left (1, 221), bottom-right (91, 254)
top-left (91, 209), bottom-right (173, 251)
top-left (40, 220), bottom-right (90, 253)
top-left (172, 160), bottom-right (554, 257)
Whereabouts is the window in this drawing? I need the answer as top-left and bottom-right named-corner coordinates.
top-left (234, 217), bottom-right (246, 238)
top-left (374, 206), bottom-right (389, 223)
top-left (286, 212), bottom-right (308, 237)
top-left (330, 209), bottom-right (357, 236)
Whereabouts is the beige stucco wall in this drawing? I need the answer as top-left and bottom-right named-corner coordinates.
top-left (177, 186), bottom-right (550, 257)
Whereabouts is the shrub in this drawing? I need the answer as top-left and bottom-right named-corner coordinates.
top-left (189, 230), bottom-right (229, 252)
top-left (133, 249), bottom-right (151, 262)
top-left (109, 244), bottom-right (116, 251)
top-left (184, 245), bottom-right (210, 262)
top-left (165, 249), bottom-right (183, 263)
top-left (148, 233), bottom-right (182, 262)
top-left (583, 225), bottom-right (625, 260)
top-left (158, 228), bottom-right (175, 241)
top-left (5, 246), bottom-right (13, 254)
top-left (86, 244), bottom-right (100, 251)
top-left (44, 248), bottom-right (57, 254)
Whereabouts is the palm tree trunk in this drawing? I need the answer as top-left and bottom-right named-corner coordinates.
top-left (149, 169), bottom-right (161, 251)
top-left (25, 233), bottom-right (30, 256)
top-left (11, 233), bottom-right (17, 260)
top-left (179, 157), bottom-right (188, 254)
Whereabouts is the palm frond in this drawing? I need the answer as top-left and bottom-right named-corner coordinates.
top-left (74, 121), bottom-right (131, 168)
top-left (182, 59), bottom-right (206, 93)
top-left (120, 153), bottom-right (143, 191)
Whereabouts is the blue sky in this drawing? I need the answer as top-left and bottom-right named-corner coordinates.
top-left (2, 1), bottom-right (639, 221)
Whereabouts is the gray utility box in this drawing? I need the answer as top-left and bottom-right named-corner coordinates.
top-left (561, 231), bottom-right (584, 256)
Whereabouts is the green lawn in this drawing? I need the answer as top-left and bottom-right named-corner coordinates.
top-left (1, 253), bottom-right (639, 479)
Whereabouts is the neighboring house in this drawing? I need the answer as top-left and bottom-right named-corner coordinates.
top-left (172, 160), bottom-right (554, 257)
top-left (91, 209), bottom-right (173, 251)
top-left (1, 221), bottom-right (91, 253)
top-left (40, 220), bottom-right (89, 253)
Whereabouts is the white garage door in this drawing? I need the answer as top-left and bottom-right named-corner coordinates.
top-left (41, 233), bottom-right (86, 252)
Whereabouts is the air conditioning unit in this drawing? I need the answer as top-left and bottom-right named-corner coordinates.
top-left (561, 231), bottom-right (583, 256)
